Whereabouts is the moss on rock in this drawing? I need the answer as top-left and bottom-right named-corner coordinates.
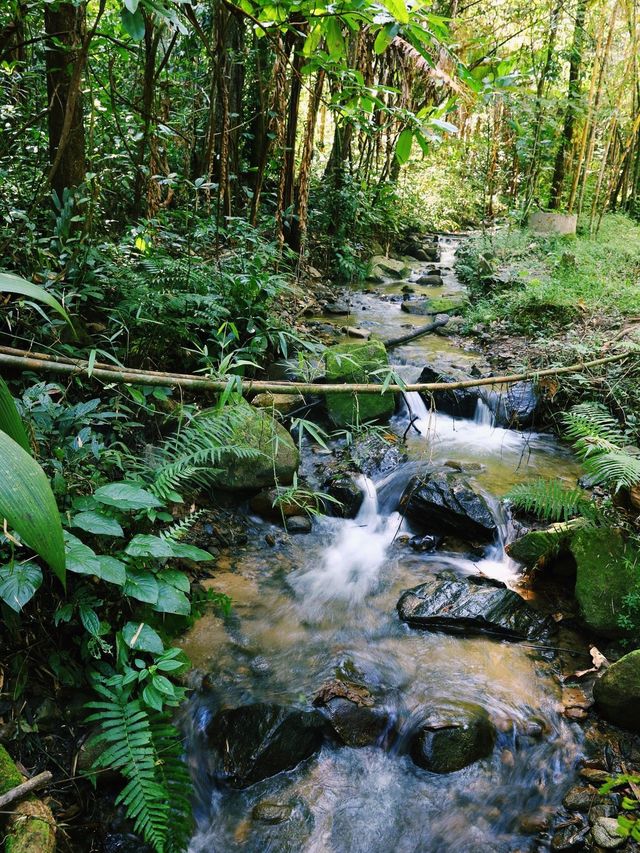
top-left (0, 745), bottom-right (23, 795)
top-left (6, 799), bottom-right (56, 853)
top-left (571, 527), bottom-right (636, 637)
top-left (506, 523), bottom-right (574, 569)
top-left (214, 398), bottom-right (299, 491)
top-left (593, 649), bottom-right (640, 732)
top-left (324, 340), bottom-right (395, 428)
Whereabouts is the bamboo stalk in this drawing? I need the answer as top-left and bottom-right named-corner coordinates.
top-left (0, 349), bottom-right (633, 396)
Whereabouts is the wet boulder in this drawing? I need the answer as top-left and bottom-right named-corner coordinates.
top-left (485, 381), bottom-right (539, 428)
top-left (324, 340), bottom-right (395, 428)
top-left (417, 365), bottom-right (482, 419)
top-left (409, 700), bottom-right (496, 773)
top-left (506, 523), bottom-right (576, 570)
top-left (250, 485), bottom-right (319, 523)
top-left (593, 649), bottom-right (640, 732)
top-left (397, 572), bottom-right (552, 640)
top-left (251, 392), bottom-right (304, 418)
top-left (313, 679), bottom-right (389, 747)
top-left (399, 471), bottom-right (497, 542)
top-left (207, 703), bottom-right (325, 788)
top-left (570, 527), bottom-right (636, 637)
top-left (322, 473), bottom-right (364, 519)
top-left (367, 255), bottom-right (412, 282)
top-left (416, 273), bottom-right (444, 286)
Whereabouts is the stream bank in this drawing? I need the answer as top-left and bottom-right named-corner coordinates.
top-left (179, 235), bottom-right (640, 853)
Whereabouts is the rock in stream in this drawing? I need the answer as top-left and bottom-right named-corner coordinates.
top-left (397, 572), bottom-right (552, 640)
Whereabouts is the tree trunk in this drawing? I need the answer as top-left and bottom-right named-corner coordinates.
top-left (548, 0), bottom-right (587, 209)
top-left (44, 1), bottom-right (86, 199)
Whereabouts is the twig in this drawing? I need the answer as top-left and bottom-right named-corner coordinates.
top-left (0, 771), bottom-right (53, 809)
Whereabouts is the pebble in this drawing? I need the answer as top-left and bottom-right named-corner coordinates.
top-left (251, 802), bottom-right (293, 824)
top-left (285, 516), bottom-right (312, 534)
top-left (562, 786), bottom-right (597, 811)
top-left (591, 816), bottom-right (625, 849)
top-left (579, 767), bottom-right (610, 784)
top-left (550, 823), bottom-right (588, 851)
top-left (265, 533), bottom-right (276, 547)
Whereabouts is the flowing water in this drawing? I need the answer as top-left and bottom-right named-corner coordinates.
top-left (183, 236), bottom-right (586, 852)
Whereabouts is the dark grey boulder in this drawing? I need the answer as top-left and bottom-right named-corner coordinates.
top-left (397, 572), bottom-right (552, 640)
top-left (409, 700), bottom-right (496, 773)
top-left (322, 473), bottom-right (364, 519)
top-left (207, 703), bottom-right (325, 787)
top-left (418, 365), bottom-right (483, 419)
top-left (486, 381), bottom-right (539, 428)
top-left (399, 471), bottom-right (497, 542)
top-left (416, 274), bottom-right (444, 286)
top-left (316, 696), bottom-right (389, 747)
top-left (324, 301), bottom-right (350, 315)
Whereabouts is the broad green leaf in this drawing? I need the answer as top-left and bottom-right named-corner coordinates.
top-left (121, 6), bottom-right (145, 40)
top-left (325, 18), bottom-right (345, 58)
top-left (153, 580), bottom-right (190, 615)
top-left (123, 568), bottom-right (159, 604)
top-left (126, 534), bottom-right (174, 558)
top-left (0, 376), bottom-right (31, 453)
top-left (94, 482), bottom-right (162, 511)
top-left (142, 682), bottom-right (163, 711)
top-left (158, 568), bottom-right (190, 592)
top-left (79, 604), bottom-right (101, 636)
top-left (169, 542), bottom-right (213, 562)
top-left (395, 128), bottom-right (413, 164)
top-left (96, 556), bottom-right (127, 586)
top-left (303, 24), bottom-right (322, 56)
top-left (0, 562), bottom-right (42, 612)
top-left (0, 432), bottom-right (66, 585)
top-left (64, 532), bottom-right (101, 576)
top-left (123, 0), bottom-right (139, 12)
top-left (0, 272), bottom-right (75, 332)
top-left (381, 0), bottom-right (409, 23)
top-left (151, 674), bottom-right (175, 696)
top-left (374, 25), bottom-right (393, 54)
top-left (71, 511), bottom-right (124, 538)
top-left (122, 621), bottom-right (164, 654)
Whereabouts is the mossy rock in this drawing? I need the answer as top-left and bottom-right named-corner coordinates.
top-left (425, 296), bottom-right (469, 315)
top-left (593, 649), bottom-right (640, 732)
top-left (0, 745), bottom-right (23, 794)
top-left (6, 800), bottom-right (56, 853)
top-left (324, 340), bottom-right (395, 428)
top-left (214, 399), bottom-right (299, 491)
top-left (571, 527), bottom-right (637, 637)
top-left (367, 255), bottom-right (411, 282)
top-left (506, 523), bottom-right (575, 569)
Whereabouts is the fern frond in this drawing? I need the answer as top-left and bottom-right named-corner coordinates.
top-left (85, 684), bottom-right (192, 853)
top-left (151, 407), bottom-right (264, 500)
top-left (562, 403), bottom-right (626, 446)
top-left (582, 452), bottom-right (640, 491)
top-left (159, 508), bottom-right (206, 542)
top-left (505, 478), bottom-right (588, 522)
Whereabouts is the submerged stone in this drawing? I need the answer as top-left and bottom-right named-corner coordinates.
top-left (397, 572), bottom-right (552, 640)
top-left (409, 700), bottom-right (496, 773)
top-left (399, 471), bottom-right (497, 542)
top-left (324, 340), bottom-right (395, 427)
top-left (207, 703), bottom-right (325, 788)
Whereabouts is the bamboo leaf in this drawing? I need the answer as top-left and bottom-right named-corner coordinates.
top-left (395, 128), bottom-right (413, 164)
top-left (381, 0), bottom-right (409, 24)
top-left (0, 376), bottom-right (31, 453)
top-left (0, 271), bottom-right (75, 333)
top-left (0, 432), bottom-right (65, 584)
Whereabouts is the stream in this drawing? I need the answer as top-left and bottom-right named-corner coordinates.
top-left (182, 236), bottom-right (587, 853)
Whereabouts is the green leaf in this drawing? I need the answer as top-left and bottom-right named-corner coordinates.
top-left (141, 682), bottom-right (164, 711)
top-left (79, 604), bottom-right (101, 636)
top-left (126, 534), bottom-right (174, 558)
top-left (0, 432), bottom-right (66, 585)
top-left (96, 556), bottom-right (127, 586)
top-left (0, 271), bottom-right (76, 333)
top-left (303, 24), bottom-right (322, 56)
top-left (123, 0), bottom-right (139, 12)
top-left (395, 128), bottom-right (413, 164)
top-left (381, 0), bottom-right (409, 23)
top-left (122, 621), bottom-right (164, 654)
top-left (168, 542), bottom-right (213, 562)
top-left (0, 376), bottom-right (31, 453)
top-left (124, 568), bottom-right (159, 604)
top-left (325, 18), bottom-right (345, 58)
top-left (94, 483), bottom-right (163, 511)
top-left (64, 532), bottom-right (101, 576)
top-left (121, 6), bottom-right (145, 40)
top-left (0, 562), bottom-right (42, 612)
top-left (151, 675), bottom-right (175, 696)
top-left (153, 580), bottom-right (190, 615)
top-left (157, 569), bottom-right (190, 592)
top-left (374, 24), bottom-right (394, 54)
top-left (71, 511), bottom-right (124, 537)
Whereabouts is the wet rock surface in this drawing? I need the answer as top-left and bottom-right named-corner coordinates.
top-left (207, 703), bottom-right (325, 788)
top-left (399, 471), bottom-right (497, 542)
top-left (408, 700), bottom-right (496, 773)
top-left (593, 649), bottom-right (640, 732)
top-left (417, 364), bottom-right (483, 419)
top-left (397, 572), bottom-right (553, 640)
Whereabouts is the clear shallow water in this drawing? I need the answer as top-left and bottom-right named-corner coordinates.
top-left (183, 236), bottom-right (585, 853)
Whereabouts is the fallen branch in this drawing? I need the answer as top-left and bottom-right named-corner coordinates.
top-left (0, 771), bottom-right (53, 810)
top-left (0, 346), bottom-right (633, 396)
top-left (383, 316), bottom-right (449, 349)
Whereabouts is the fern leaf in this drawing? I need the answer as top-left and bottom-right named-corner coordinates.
top-left (505, 478), bottom-right (588, 522)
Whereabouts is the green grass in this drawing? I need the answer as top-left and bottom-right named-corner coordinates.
top-left (458, 214), bottom-right (640, 334)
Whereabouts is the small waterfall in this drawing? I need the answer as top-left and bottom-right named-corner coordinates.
top-left (289, 474), bottom-right (401, 608)
top-left (473, 397), bottom-right (496, 427)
